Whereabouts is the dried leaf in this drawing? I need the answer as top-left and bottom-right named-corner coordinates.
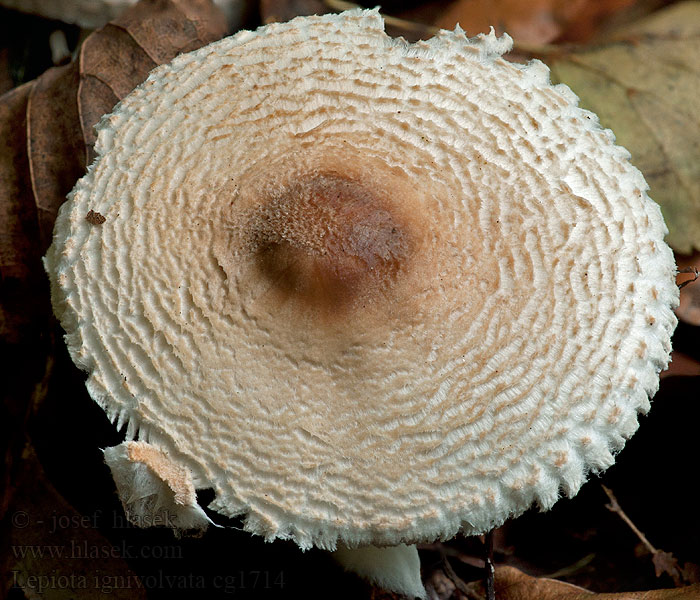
top-left (79, 0), bottom-right (228, 162)
top-left (485, 566), bottom-right (700, 599)
top-left (0, 82), bottom-right (39, 343)
top-left (28, 63), bottom-right (86, 247)
top-left (653, 551), bottom-right (683, 587)
top-left (660, 351), bottom-right (700, 378)
top-left (0, 0), bottom-right (227, 552)
top-left (260, 0), bottom-right (329, 23)
top-left (0, 0), bottom-right (227, 342)
top-left (0, 81), bottom-right (51, 525)
top-left (556, 0), bottom-right (661, 43)
top-left (676, 252), bottom-right (700, 325)
top-left (541, 2), bottom-right (700, 253)
top-left (435, 0), bottom-right (588, 45)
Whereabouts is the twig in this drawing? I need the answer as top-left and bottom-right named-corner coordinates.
top-left (602, 484), bottom-right (684, 585)
top-left (602, 484), bottom-right (657, 554)
top-left (442, 554), bottom-right (483, 600)
top-left (484, 530), bottom-right (496, 600)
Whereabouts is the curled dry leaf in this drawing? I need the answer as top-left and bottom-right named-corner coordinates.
top-left (28, 62), bottom-right (86, 248)
top-left (676, 252), bottom-right (700, 326)
top-left (77, 0), bottom-right (228, 163)
top-left (260, 0), bottom-right (329, 23)
top-left (434, 0), bottom-right (589, 45)
top-left (0, 0), bottom-right (244, 30)
top-left (0, 0), bottom-right (227, 342)
top-left (0, 81), bottom-right (38, 344)
top-left (0, 0), bottom-right (226, 547)
top-left (660, 351), bottom-right (700, 379)
top-left (538, 1), bottom-right (700, 253)
top-left (480, 566), bottom-right (700, 600)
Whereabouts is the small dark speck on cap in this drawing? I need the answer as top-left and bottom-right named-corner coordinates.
top-left (86, 210), bottom-right (106, 225)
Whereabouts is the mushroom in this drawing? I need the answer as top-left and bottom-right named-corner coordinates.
top-left (44, 9), bottom-right (678, 598)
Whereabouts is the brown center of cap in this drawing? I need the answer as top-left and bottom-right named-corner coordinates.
top-left (247, 174), bottom-right (410, 313)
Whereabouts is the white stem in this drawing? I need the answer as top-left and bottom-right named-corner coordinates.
top-left (332, 543), bottom-right (426, 599)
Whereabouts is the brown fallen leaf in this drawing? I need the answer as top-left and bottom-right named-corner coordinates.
top-left (28, 62), bottom-right (86, 247)
top-left (472, 566), bottom-right (700, 599)
top-left (260, 0), bottom-right (329, 24)
top-left (660, 351), bottom-right (700, 378)
top-left (0, 80), bottom-right (47, 526)
top-left (676, 252), bottom-right (700, 326)
top-left (535, 1), bottom-right (700, 253)
top-left (0, 0), bottom-right (226, 342)
top-left (0, 0), bottom-right (226, 550)
top-left (78, 0), bottom-right (228, 163)
top-left (435, 0), bottom-right (588, 45)
top-left (555, 0), bottom-right (665, 44)
top-left (0, 81), bottom-right (38, 343)
top-left (1, 0), bottom-right (248, 30)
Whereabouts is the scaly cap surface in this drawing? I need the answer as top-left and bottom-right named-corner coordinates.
top-left (45, 9), bottom-right (678, 550)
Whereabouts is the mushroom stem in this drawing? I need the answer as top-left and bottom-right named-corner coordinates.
top-left (332, 543), bottom-right (427, 599)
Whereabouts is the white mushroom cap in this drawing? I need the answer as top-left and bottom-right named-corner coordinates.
top-left (45, 9), bottom-right (678, 552)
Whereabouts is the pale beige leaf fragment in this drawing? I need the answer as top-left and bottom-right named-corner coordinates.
top-left (544, 1), bottom-right (700, 253)
top-left (482, 566), bottom-right (700, 599)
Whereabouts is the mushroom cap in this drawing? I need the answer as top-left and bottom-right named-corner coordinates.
top-left (103, 441), bottom-right (214, 534)
top-left (45, 9), bottom-right (678, 550)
